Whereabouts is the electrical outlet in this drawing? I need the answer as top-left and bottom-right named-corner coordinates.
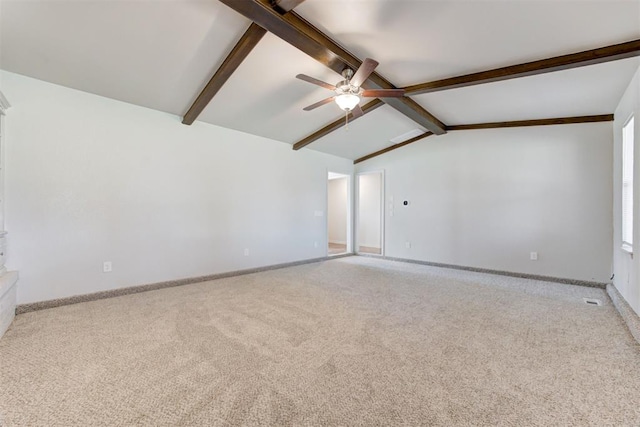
top-left (244, 248), bottom-right (249, 256)
top-left (405, 242), bottom-right (411, 249)
top-left (103, 261), bottom-right (112, 273)
top-left (530, 252), bottom-right (538, 261)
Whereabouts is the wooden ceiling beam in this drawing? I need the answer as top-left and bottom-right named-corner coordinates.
top-left (182, 0), bottom-right (305, 125)
top-left (271, 0), bottom-right (306, 14)
top-left (219, 0), bottom-right (447, 136)
top-left (354, 114), bottom-right (614, 164)
top-left (293, 99), bottom-right (384, 150)
top-left (404, 39), bottom-right (640, 95)
top-left (446, 114), bottom-right (614, 131)
top-left (182, 24), bottom-right (266, 125)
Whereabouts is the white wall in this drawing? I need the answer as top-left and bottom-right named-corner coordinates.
top-left (327, 177), bottom-right (347, 244)
top-left (0, 71), bottom-right (353, 304)
top-left (613, 66), bottom-right (640, 316)
top-left (357, 172), bottom-right (382, 249)
top-left (356, 123), bottom-right (613, 282)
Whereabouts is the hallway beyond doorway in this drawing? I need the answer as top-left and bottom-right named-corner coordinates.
top-left (328, 172), bottom-right (350, 256)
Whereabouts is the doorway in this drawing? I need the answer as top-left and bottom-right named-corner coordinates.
top-left (327, 172), bottom-right (350, 256)
top-left (356, 171), bottom-right (383, 255)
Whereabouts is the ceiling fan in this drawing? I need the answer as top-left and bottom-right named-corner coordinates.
top-left (296, 58), bottom-right (405, 126)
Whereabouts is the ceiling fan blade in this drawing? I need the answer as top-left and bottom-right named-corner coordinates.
top-left (362, 89), bottom-right (405, 98)
top-left (303, 96), bottom-right (335, 111)
top-left (350, 58), bottom-right (379, 87)
top-left (350, 104), bottom-right (364, 119)
top-left (296, 74), bottom-right (336, 90)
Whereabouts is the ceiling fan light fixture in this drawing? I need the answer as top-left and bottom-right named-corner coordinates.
top-left (335, 93), bottom-right (360, 111)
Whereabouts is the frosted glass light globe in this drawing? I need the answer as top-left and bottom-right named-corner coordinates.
top-left (335, 94), bottom-right (360, 111)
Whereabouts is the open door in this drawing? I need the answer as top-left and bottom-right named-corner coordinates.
top-left (327, 172), bottom-right (351, 256)
top-left (356, 171), bottom-right (384, 255)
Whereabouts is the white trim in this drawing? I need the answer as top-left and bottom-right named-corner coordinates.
top-left (622, 114), bottom-right (635, 250)
top-left (355, 170), bottom-right (385, 257)
top-left (379, 171), bottom-right (385, 256)
top-left (328, 171), bottom-right (347, 180)
top-left (0, 91), bottom-right (10, 115)
top-left (623, 112), bottom-right (635, 128)
top-left (326, 170), bottom-right (353, 256)
top-left (346, 173), bottom-right (353, 253)
top-left (0, 272), bottom-right (19, 339)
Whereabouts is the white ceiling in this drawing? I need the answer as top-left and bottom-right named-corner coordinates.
top-left (1, 0), bottom-right (639, 161)
top-left (415, 57), bottom-right (640, 126)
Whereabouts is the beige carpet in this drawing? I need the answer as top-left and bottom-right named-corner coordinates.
top-left (1, 257), bottom-right (639, 426)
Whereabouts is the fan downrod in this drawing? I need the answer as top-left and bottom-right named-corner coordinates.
top-left (341, 68), bottom-right (354, 80)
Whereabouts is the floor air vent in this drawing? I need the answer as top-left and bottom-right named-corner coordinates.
top-left (583, 298), bottom-right (602, 306)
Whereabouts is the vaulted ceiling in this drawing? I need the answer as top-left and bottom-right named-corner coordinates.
top-left (1, 0), bottom-right (639, 162)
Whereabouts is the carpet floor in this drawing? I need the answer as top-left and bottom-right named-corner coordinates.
top-left (1, 257), bottom-right (639, 426)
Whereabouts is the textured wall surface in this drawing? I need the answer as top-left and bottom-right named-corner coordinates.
top-left (2, 71), bottom-right (353, 303)
top-left (357, 123), bottom-right (613, 283)
top-left (613, 66), bottom-right (640, 316)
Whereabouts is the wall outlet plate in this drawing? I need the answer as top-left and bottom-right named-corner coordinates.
top-left (103, 261), bottom-right (112, 272)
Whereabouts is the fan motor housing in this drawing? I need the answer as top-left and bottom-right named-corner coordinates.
top-left (335, 80), bottom-right (363, 96)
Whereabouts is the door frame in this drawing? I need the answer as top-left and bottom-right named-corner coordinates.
top-left (326, 170), bottom-right (353, 256)
top-left (355, 169), bottom-right (385, 256)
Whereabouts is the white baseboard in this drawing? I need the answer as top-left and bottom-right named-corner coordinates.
top-left (607, 284), bottom-right (640, 345)
top-left (0, 271), bottom-right (19, 339)
top-left (16, 254), bottom-right (355, 314)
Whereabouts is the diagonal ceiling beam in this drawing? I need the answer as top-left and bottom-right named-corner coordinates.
top-left (446, 114), bottom-right (613, 131)
top-left (284, 11), bottom-right (446, 136)
top-left (271, 0), bottom-right (306, 14)
top-left (354, 114), bottom-right (614, 164)
top-left (182, 23), bottom-right (266, 125)
top-left (293, 99), bottom-right (384, 150)
top-left (218, 0), bottom-right (447, 136)
top-left (404, 39), bottom-right (640, 95)
top-left (182, 0), bottom-right (305, 125)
